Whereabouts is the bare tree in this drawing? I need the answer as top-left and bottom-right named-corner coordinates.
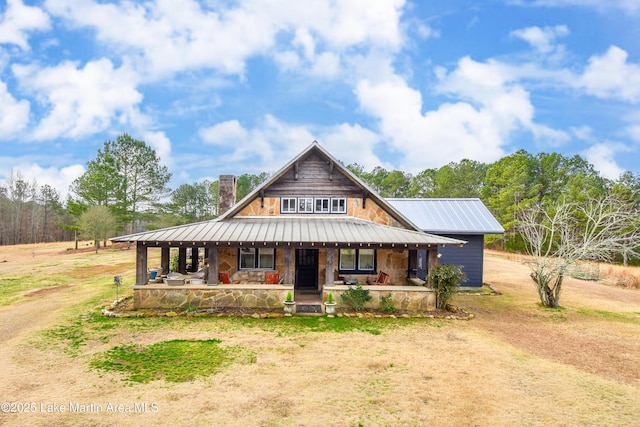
top-left (518, 195), bottom-right (640, 308)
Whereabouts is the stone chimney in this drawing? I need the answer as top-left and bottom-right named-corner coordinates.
top-left (219, 175), bottom-right (236, 215)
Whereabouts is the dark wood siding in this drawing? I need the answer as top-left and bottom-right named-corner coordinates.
top-left (265, 153), bottom-right (364, 197)
top-left (438, 234), bottom-right (484, 287)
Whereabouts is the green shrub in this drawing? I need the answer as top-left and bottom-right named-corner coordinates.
top-left (170, 253), bottom-right (179, 272)
top-left (340, 283), bottom-right (372, 311)
top-left (380, 293), bottom-right (396, 313)
top-left (285, 291), bottom-right (293, 302)
top-left (326, 292), bottom-right (334, 304)
top-left (428, 264), bottom-right (467, 310)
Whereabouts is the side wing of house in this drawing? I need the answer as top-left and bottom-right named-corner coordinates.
top-left (387, 198), bottom-right (504, 288)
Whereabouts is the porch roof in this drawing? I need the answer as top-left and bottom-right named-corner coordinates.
top-left (111, 216), bottom-right (466, 249)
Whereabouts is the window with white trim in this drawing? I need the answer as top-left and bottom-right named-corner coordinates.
top-left (315, 198), bottom-right (330, 213)
top-left (298, 198), bottom-right (314, 213)
top-left (280, 197), bottom-right (348, 214)
top-left (331, 198), bottom-right (347, 213)
top-left (239, 248), bottom-right (275, 269)
top-left (281, 197), bottom-right (297, 213)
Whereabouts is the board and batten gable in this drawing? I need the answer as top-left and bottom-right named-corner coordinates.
top-left (235, 151), bottom-right (405, 228)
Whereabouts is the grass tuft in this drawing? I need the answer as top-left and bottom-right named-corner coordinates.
top-left (91, 339), bottom-right (255, 383)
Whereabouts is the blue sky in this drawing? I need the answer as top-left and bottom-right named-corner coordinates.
top-left (1, 0), bottom-right (639, 199)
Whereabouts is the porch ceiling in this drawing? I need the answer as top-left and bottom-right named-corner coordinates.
top-left (111, 216), bottom-right (466, 249)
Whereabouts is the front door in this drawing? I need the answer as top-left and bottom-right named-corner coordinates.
top-left (295, 249), bottom-right (318, 290)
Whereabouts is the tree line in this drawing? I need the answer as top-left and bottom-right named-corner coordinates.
top-left (1, 135), bottom-right (638, 264)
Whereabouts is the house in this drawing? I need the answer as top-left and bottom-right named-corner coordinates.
top-left (111, 142), bottom-right (467, 313)
top-left (386, 199), bottom-right (504, 288)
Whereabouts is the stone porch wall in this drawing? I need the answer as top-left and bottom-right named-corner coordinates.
top-left (133, 284), bottom-right (293, 310)
top-left (323, 285), bottom-right (435, 311)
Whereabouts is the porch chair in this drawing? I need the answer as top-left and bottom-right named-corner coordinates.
top-left (366, 271), bottom-right (390, 286)
top-left (265, 271), bottom-right (281, 284)
top-left (219, 271), bottom-right (232, 284)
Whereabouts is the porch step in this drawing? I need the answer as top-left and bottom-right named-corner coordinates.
top-left (295, 304), bottom-right (322, 314)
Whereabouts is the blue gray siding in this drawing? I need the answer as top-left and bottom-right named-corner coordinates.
top-left (438, 234), bottom-right (485, 287)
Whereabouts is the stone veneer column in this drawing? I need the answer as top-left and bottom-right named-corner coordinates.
top-left (219, 175), bottom-right (236, 215)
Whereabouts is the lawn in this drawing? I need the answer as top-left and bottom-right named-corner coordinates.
top-left (0, 242), bottom-right (639, 426)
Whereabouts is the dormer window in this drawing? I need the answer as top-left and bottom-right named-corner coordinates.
top-left (280, 196), bottom-right (348, 214)
top-left (281, 197), bottom-right (297, 213)
top-left (331, 198), bottom-right (347, 213)
top-left (315, 198), bottom-right (330, 213)
top-left (298, 198), bottom-right (314, 213)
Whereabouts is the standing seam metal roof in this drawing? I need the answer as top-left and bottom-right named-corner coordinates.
top-left (111, 216), bottom-right (466, 247)
top-left (386, 198), bottom-right (504, 235)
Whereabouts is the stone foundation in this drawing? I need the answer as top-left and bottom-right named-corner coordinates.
top-left (132, 284), bottom-right (435, 312)
top-left (323, 285), bottom-right (436, 311)
top-left (133, 284), bottom-right (293, 310)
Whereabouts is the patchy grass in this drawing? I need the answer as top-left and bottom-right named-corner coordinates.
top-left (91, 339), bottom-right (256, 383)
top-left (3, 244), bottom-right (640, 427)
top-left (575, 308), bottom-right (640, 324)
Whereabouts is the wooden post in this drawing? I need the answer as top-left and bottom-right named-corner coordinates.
top-left (136, 243), bottom-right (148, 285)
top-left (427, 248), bottom-right (439, 287)
top-left (325, 248), bottom-right (334, 286)
top-left (283, 247), bottom-right (293, 285)
top-left (189, 247), bottom-right (198, 272)
top-left (178, 247), bottom-right (187, 273)
top-left (161, 247), bottom-right (170, 275)
top-left (207, 246), bottom-right (219, 285)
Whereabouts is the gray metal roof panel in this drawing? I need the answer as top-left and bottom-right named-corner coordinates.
top-left (386, 198), bottom-right (504, 234)
top-left (111, 216), bottom-right (466, 247)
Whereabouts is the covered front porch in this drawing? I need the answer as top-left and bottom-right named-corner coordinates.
top-left (114, 216), bottom-right (466, 312)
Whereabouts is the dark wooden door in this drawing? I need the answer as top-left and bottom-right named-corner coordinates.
top-left (295, 249), bottom-right (318, 290)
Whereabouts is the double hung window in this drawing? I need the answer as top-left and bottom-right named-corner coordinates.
top-left (239, 248), bottom-right (275, 269)
top-left (338, 248), bottom-right (376, 273)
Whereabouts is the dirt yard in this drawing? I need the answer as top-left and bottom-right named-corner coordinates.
top-left (0, 243), bottom-right (639, 426)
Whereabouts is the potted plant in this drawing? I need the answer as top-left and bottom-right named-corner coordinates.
top-left (283, 290), bottom-right (295, 316)
top-left (324, 291), bottom-right (337, 317)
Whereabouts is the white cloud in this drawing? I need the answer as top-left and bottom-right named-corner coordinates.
top-left (199, 115), bottom-right (384, 173)
top-left (0, 0), bottom-right (50, 50)
top-left (355, 56), bottom-right (570, 172)
top-left (0, 80), bottom-right (30, 137)
top-left (626, 124), bottom-right (640, 142)
top-left (141, 131), bottom-right (172, 167)
top-left (570, 126), bottom-right (593, 141)
top-left (43, 0), bottom-right (405, 80)
top-left (0, 160), bottom-right (84, 200)
top-left (12, 58), bottom-right (143, 140)
top-left (510, 25), bottom-right (569, 54)
top-left (582, 142), bottom-right (629, 179)
top-left (578, 46), bottom-right (640, 102)
top-left (319, 123), bottom-right (382, 170)
top-left (200, 120), bottom-right (250, 147)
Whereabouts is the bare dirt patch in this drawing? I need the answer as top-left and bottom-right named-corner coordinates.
top-left (25, 284), bottom-right (74, 297)
top-left (457, 250), bottom-right (640, 385)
